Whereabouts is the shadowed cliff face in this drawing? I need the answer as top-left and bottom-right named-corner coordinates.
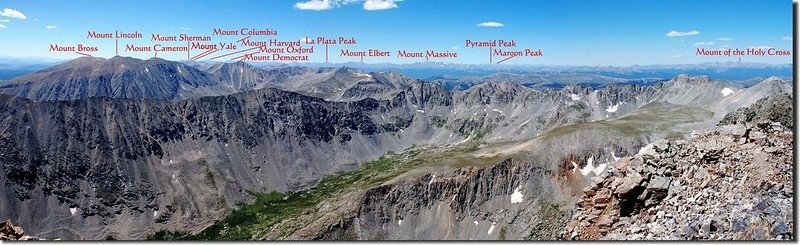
top-left (0, 88), bottom-right (424, 239)
top-left (280, 157), bottom-right (576, 240)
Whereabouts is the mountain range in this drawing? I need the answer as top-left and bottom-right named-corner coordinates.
top-left (0, 56), bottom-right (793, 240)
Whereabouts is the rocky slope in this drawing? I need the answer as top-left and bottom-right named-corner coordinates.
top-left (0, 58), bottom-right (791, 240)
top-left (0, 57), bottom-right (231, 101)
top-left (719, 93), bottom-right (793, 129)
top-left (562, 120), bottom-right (793, 240)
top-left (153, 79), bottom-right (791, 241)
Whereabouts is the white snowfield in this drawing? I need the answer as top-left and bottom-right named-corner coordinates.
top-left (605, 103), bottom-right (619, 113)
top-left (510, 186), bottom-right (524, 204)
top-left (721, 87), bottom-right (735, 96)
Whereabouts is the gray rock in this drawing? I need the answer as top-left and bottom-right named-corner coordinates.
top-left (772, 223), bottom-right (789, 235)
top-left (614, 173), bottom-right (644, 195)
top-left (646, 175), bottom-right (670, 191)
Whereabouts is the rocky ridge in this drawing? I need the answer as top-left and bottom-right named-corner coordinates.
top-left (561, 121), bottom-right (793, 240)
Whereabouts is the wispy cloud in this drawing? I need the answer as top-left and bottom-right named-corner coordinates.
top-left (0, 19), bottom-right (9, 23)
top-left (672, 54), bottom-right (684, 58)
top-left (782, 36), bottom-right (792, 41)
top-left (748, 45), bottom-right (773, 50)
top-left (363, 0), bottom-right (400, 10)
top-left (666, 30), bottom-right (699, 37)
top-left (295, 0), bottom-right (335, 11)
top-left (0, 23), bottom-right (5, 28)
top-left (178, 27), bottom-right (191, 31)
top-left (451, 46), bottom-right (459, 50)
top-left (477, 21), bottom-right (504, 27)
top-left (295, 0), bottom-right (400, 11)
top-left (45, 25), bottom-right (57, 29)
top-left (0, 8), bottom-right (26, 19)
top-left (694, 41), bottom-right (715, 46)
top-left (717, 37), bottom-right (731, 41)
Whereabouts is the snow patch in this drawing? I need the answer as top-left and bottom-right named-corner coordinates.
top-left (605, 103), bottom-right (619, 113)
top-left (491, 108), bottom-right (504, 115)
top-left (398, 219), bottom-right (403, 225)
top-left (416, 109), bottom-right (426, 113)
top-left (579, 157), bottom-right (607, 176)
top-left (510, 186), bottom-right (524, 204)
top-left (637, 143), bottom-right (656, 156)
top-left (571, 161), bottom-right (579, 173)
top-left (593, 163), bottom-right (607, 176)
top-left (721, 87), bottom-right (735, 96)
top-left (610, 151), bottom-right (620, 161)
top-left (429, 175), bottom-right (436, 184)
top-left (153, 211), bottom-right (158, 217)
top-left (177, 67), bottom-right (182, 73)
top-left (455, 136), bottom-right (472, 145)
top-left (570, 94), bottom-right (580, 101)
top-left (579, 157), bottom-right (594, 176)
top-left (145, 67), bottom-right (149, 73)
top-left (474, 220), bottom-right (479, 226)
top-left (70, 208), bottom-right (77, 215)
top-left (488, 222), bottom-right (496, 234)
top-left (519, 119), bottom-right (530, 127)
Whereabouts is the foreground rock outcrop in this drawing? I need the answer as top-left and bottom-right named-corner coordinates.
top-left (719, 93), bottom-right (793, 129)
top-left (0, 220), bottom-right (36, 240)
top-left (562, 121), bottom-right (793, 240)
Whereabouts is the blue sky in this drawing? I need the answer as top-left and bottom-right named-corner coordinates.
top-left (0, 0), bottom-right (793, 66)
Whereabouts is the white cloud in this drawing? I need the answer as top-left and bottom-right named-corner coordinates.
top-left (45, 25), bottom-right (57, 29)
top-left (782, 36), bottom-right (792, 41)
top-left (717, 37), bottom-right (731, 41)
top-left (0, 8), bottom-right (26, 19)
top-left (478, 21), bottom-right (504, 27)
top-left (295, 0), bottom-right (334, 10)
top-left (295, 0), bottom-right (386, 11)
top-left (672, 54), bottom-right (684, 58)
top-left (363, 0), bottom-right (399, 10)
top-left (299, 37), bottom-right (313, 43)
top-left (178, 27), bottom-right (191, 31)
top-left (720, 45), bottom-right (731, 48)
top-left (0, 23), bottom-right (5, 28)
top-left (451, 46), bottom-right (459, 50)
top-left (666, 30), bottom-right (699, 37)
top-left (694, 41), bottom-right (715, 46)
top-left (0, 19), bottom-right (9, 23)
